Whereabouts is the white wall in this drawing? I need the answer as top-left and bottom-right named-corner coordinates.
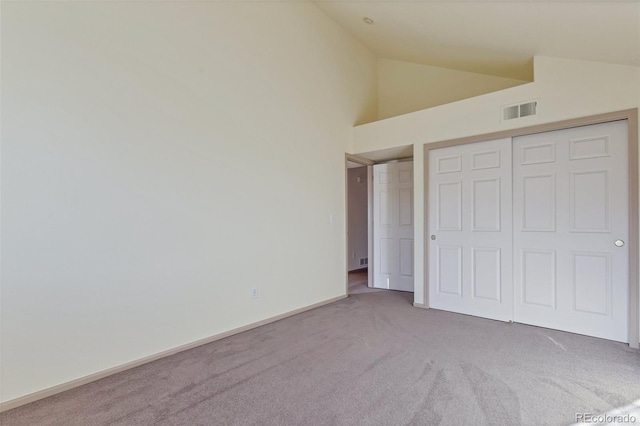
top-left (378, 59), bottom-right (528, 120)
top-left (354, 56), bottom-right (640, 339)
top-left (0, 1), bottom-right (377, 402)
top-left (347, 167), bottom-right (368, 271)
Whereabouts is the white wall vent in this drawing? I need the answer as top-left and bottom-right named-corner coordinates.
top-left (503, 105), bottom-right (519, 121)
top-left (502, 101), bottom-right (537, 121)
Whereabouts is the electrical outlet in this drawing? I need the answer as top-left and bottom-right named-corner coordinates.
top-left (250, 288), bottom-right (258, 299)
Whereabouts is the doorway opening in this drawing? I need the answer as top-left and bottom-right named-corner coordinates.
top-left (346, 156), bottom-right (376, 295)
top-left (346, 145), bottom-right (415, 296)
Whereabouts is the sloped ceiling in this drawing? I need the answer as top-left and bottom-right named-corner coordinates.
top-left (313, 0), bottom-right (640, 81)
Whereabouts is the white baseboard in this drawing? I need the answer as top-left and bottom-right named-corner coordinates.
top-left (413, 302), bottom-right (426, 309)
top-left (0, 294), bottom-right (348, 413)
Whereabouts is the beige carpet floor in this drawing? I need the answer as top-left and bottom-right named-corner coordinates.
top-left (2, 291), bottom-right (639, 425)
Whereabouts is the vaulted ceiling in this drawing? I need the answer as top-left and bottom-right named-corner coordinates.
top-left (313, 0), bottom-right (640, 81)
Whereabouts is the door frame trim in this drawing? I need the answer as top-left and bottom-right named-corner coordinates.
top-left (423, 108), bottom-right (639, 348)
top-left (345, 154), bottom-right (375, 293)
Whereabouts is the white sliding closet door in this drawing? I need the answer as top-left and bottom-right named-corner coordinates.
top-left (428, 138), bottom-right (513, 321)
top-left (512, 121), bottom-right (628, 342)
top-left (427, 121), bottom-right (630, 342)
top-left (373, 161), bottom-right (414, 292)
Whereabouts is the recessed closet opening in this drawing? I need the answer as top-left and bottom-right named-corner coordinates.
top-left (424, 109), bottom-right (639, 348)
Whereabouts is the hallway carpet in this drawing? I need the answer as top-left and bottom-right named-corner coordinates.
top-left (2, 291), bottom-right (639, 425)
top-left (348, 269), bottom-right (381, 295)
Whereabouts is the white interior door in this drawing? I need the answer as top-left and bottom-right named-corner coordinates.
top-left (373, 161), bottom-right (414, 291)
top-left (428, 138), bottom-right (513, 321)
top-left (512, 121), bottom-right (628, 342)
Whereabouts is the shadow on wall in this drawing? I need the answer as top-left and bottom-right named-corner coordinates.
top-left (377, 58), bottom-right (532, 120)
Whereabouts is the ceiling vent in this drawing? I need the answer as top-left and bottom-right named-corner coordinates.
top-left (502, 101), bottom-right (537, 121)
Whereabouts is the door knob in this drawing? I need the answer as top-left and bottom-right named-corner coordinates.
top-left (431, 235), bottom-right (436, 240)
top-left (614, 239), bottom-right (624, 247)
